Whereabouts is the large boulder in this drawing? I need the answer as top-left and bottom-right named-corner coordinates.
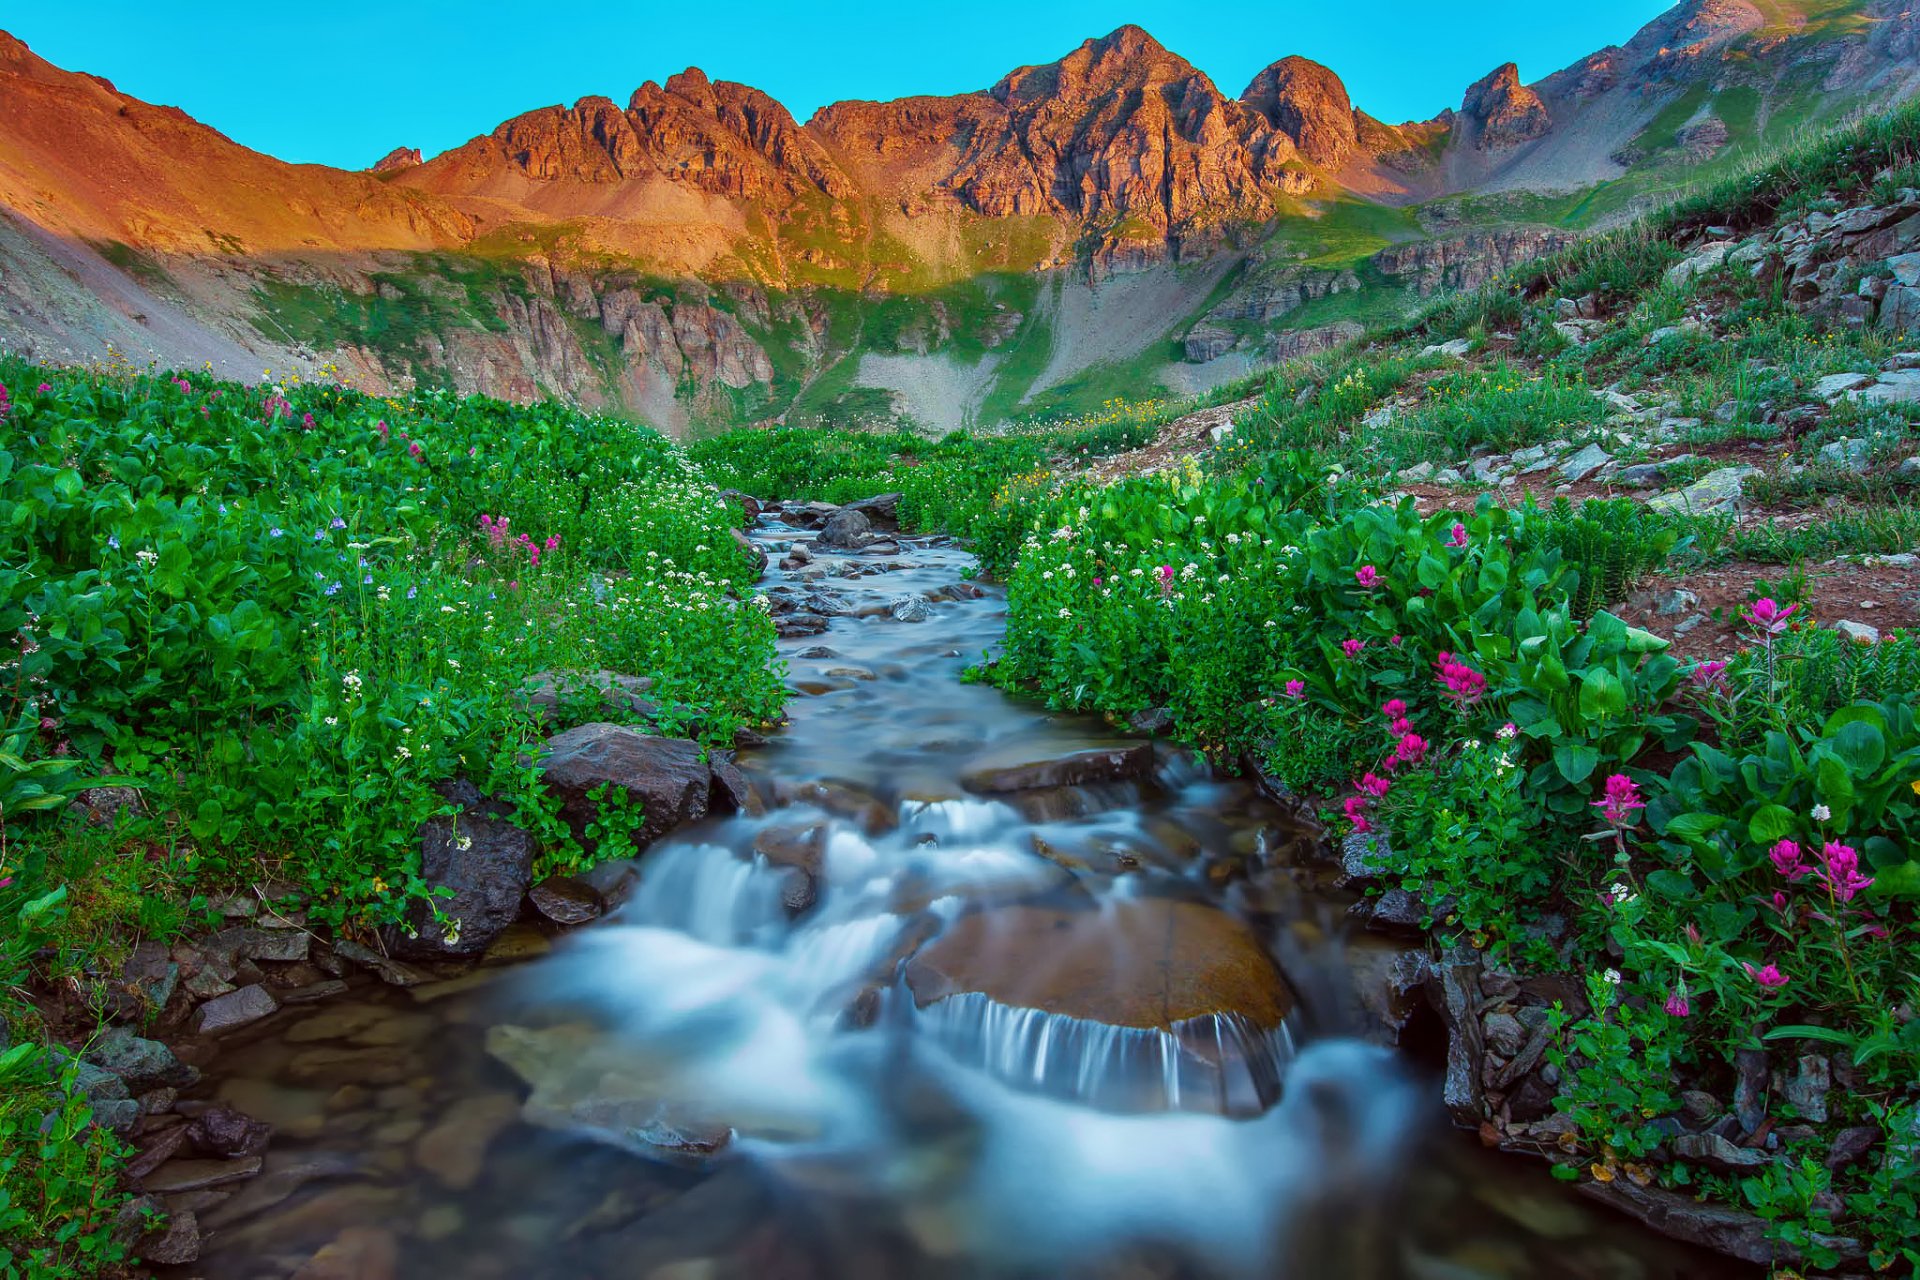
top-left (539, 724), bottom-right (711, 851)
top-left (841, 493), bottom-right (903, 529)
top-left (905, 898), bottom-right (1292, 1031)
top-left (815, 508), bottom-right (872, 550)
top-left (388, 780), bottom-right (535, 960)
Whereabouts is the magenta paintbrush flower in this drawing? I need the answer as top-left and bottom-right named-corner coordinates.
top-left (1341, 638), bottom-right (1367, 659)
top-left (1745, 597), bottom-right (1799, 636)
top-left (1770, 838), bottom-right (1808, 880)
top-left (1590, 774), bottom-right (1645, 827)
top-left (1282, 679), bottom-right (1306, 699)
top-left (1743, 961), bottom-right (1788, 989)
top-left (1445, 522), bottom-right (1469, 549)
top-left (1664, 987), bottom-right (1690, 1018)
top-left (1355, 564), bottom-right (1379, 589)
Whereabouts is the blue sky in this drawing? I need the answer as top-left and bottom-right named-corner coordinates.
top-left (8, 3), bottom-right (1674, 169)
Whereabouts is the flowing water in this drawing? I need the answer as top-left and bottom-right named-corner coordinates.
top-left (168, 518), bottom-right (1743, 1280)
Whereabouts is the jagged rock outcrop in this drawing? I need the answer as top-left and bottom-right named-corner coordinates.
top-left (1214, 264), bottom-right (1362, 323)
top-left (1265, 321), bottom-right (1363, 363)
top-left (1373, 228), bottom-right (1580, 294)
top-left (1239, 56), bottom-right (1360, 168)
top-left (1461, 64), bottom-right (1552, 150)
top-left (411, 68), bottom-right (852, 204)
top-left (370, 146), bottom-right (423, 173)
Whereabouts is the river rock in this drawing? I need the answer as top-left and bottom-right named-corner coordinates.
top-left (816, 508), bottom-right (872, 550)
top-left (959, 738), bottom-right (1153, 793)
top-left (1579, 1179), bottom-right (1862, 1266)
top-left (141, 1156), bottom-right (264, 1194)
top-left (114, 941), bottom-right (179, 1019)
top-left (707, 752), bottom-right (763, 816)
top-left (1426, 950), bottom-right (1485, 1126)
top-left (389, 779), bottom-right (534, 960)
top-left (1674, 1131), bottom-right (1771, 1172)
top-left (187, 1105), bottom-right (273, 1159)
top-left (485, 1023), bottom-right (734, 1159)
top-left (86, 1027), bottom-right (196, 1090)
top-left (529, 876), bottom-right (604, 926)
top-left (888, 593), bottom-right (934, 622)
top-left (540, 724), bottom-right (711, 850)
top-left (716, 490), bottom-right (762, 524)
top-left (413, 1093), bottom-right (520, 1190)
top-left (292, 1226), bottom-right (400, 1280)
top-left (195, 985), bottom-right (279, 1036)
top-left (904, 897), bottom-right (1292, 1032)
top-left (142, 1208), bottom-right (201, 1265)
top-left (782, 501), bottom-right (839, 530)
top-left (842, 493), bottom-right (903, 529)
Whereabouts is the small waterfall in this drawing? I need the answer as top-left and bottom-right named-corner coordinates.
top-left (619, 841), bottom-right (789, 945)
top-left (916, 992), bottom-right (1297, 1115)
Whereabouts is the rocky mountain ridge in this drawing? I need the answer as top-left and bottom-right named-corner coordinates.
top-left (2, 2), bottom-right (1918, 431)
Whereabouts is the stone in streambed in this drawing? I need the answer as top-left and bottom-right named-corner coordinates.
top-left (413, 1093), bottom-right (520, 1190)
top-left (540, 724), bottom-right (710, 850)
top-left (194, 984), bottom-right (279, 1036)
top-left (529, 875), bottom-right (604, 926)
top-left (141, 1156), bottom-right (263, 1194)
top-left (959, 737), bottom-right (1153, 793)
top-left (187, 1105), bottom-right (273, 1159)
top-left (815, 508), bottom-right (872, 550)
top-left (904, 897), bottom-right (1292, 1032)
top-left (291, 1226), bottom-right (400, 1280)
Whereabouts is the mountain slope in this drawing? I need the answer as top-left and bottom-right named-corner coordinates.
top-left (0, 2), bottom-right (1914, 433)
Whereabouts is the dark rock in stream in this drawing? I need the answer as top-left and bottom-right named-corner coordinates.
top-left (1128, 707), bottom-right (1176, 735)
top-left (187, 1105), bottom-right (274, 1159)
top-left (816, 508), bottom-right (873, 550)
top-left (529, 876), bottom-right (604, 926)
top-left (1426, 949), bottom-right (1487, 1126)
top-left (707, 752), bottom-right (764, 816)
top-left (389, 779), bottom-right (535, 960)
top-left (540, 723), bottom-right (711, 850)
top-left (716, 489), bottom-right (763, 524)
top-left (782, 501), bottom-right (839, 530)
top-left (842, 492), bottom-right (903, 528)
top-left (959, 739), bottom-right (1153, 793)
top-left (888, 593), bottom-right (934, 622)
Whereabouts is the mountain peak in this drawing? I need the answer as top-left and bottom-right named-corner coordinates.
top-left (369, 146), bottom-right (422, 173)
top-left (1241, 55), bottom-right (1358, 168)
top-left (1461, 62), bottom-right (1551, 150)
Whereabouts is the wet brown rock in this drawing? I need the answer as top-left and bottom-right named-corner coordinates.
top-left (530, 875), bottom-right (604, 925)
top-left (292, 1226), bottom-right (400, 1280)
top-left (141, 1207), bottom-right (201, 1264)
top-left (707, 751), bottom-right (763, 816)
top-left (141, 1156), bottom-right (263, 1194)
top-left (413, 1092), bottom-right (521, 1190)
top-left (904, 897), bottom-right (1291, 1030)
top-left (959, 738), bottom-right (1153, 793)
top-left (187, 1105), bottom-right (273, 1159)
top-left (541, 724), bottom-right (712, 849)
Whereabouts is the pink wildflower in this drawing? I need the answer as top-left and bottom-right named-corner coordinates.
top-left (544, 534), bottom-right (560, 552)
top-left (1156, 564), bottom-right (1176, 597)
top-left (36, 382), bottom-right (51, 393)
top-left (1770, 839), bottom-right (1808, 881)
top-left (1355, 565), bottom-right (1380, 589)
top-left (375, 420), bottom-right (390, 439)
top-left (1664, 987), bottom-right (1691, 1018)
top-left (1445, 522), bottom-right (1469, 549)
top-left (1282, 680), bottom-right (1306, 700)
top-left (1394, 733), bottom-right (1428, 765)
top-left (1341, 638), bottom-right (1367, 659)
top-left (408, 441), bottom-right (423, 461)
top-left (1590, 774), bottom-right (1645, 828)
top-left (1358, 772), bottom-right (1392, 798)
top-left (1390, 717), bottom-right (1413, 735)
top-left (1745, 598), bottom-right (1799, 636)
top-left (1381, 699), bottom-right (1408, 720)
top-left (1435, 654), bottom-right (1487, 706)
top-left (1820, 841), bottom-right (1873, 902)
top-left (1689, 660), bottom-right (1729, 689)
top-left (1743, 961), bottom-right (1789, 990)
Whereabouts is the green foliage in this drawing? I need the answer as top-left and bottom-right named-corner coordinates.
top-left (1549, 975), bottom-right (1688, 1161)
top-left (0, 358), bottom-right (782, 929)
top-left (0, 1044), bottom-right (133, 1279)
top-left (1535, 498), bottom-right (1685, 619)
